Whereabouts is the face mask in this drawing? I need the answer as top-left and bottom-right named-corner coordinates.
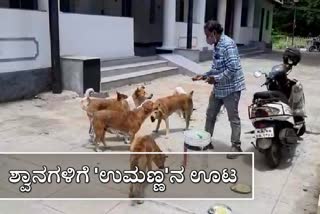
top-left (206, 33), bottom-right (216, 45)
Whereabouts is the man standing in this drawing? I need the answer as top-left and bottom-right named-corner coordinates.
top-left (192, 20), bottom-right (246, 159)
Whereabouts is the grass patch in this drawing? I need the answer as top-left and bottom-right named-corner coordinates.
top-left (272, 34), bottom-right (312, 50)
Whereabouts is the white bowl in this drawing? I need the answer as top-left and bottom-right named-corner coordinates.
top-left (184, 130), bottom-right (211, 148)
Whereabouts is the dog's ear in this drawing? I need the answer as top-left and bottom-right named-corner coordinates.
top-left (116, 91), bottom-right (121, 101)
top-left (134, 87), bottom-right (140, 97)
top-left (189, 91), bottom-right (194, 97)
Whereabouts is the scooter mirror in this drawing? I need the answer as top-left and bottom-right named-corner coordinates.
top-left (254, 71), bottom-right (263, 78)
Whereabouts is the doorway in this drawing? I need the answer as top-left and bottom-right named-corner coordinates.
top-left (131, 0), bottom-right (163, 56)
top-left (259, 8), bottom-right (265, 42)
top-left (225, 0), bottom-right (235, 37)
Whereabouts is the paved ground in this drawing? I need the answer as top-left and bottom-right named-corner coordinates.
top-left (0, 51), bottom-right (319, 213)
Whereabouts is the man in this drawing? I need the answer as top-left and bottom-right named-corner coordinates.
top-left (192, 20), bottom-right (246, 159)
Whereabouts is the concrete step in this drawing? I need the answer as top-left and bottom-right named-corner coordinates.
top-left (100, 66), bottom-right (179, 91)
top-left (238, 45), bottom-right (261, 53)
top-left (240, 49), bottom-right (266, 58)
top-left (101, 60), bottom-right (168, 78)
top-left (101, 56), bottom-right (158, 67)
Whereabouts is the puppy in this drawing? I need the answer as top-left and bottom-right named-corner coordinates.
top-left (81, 89), bottom-right (129, 141)
top-left (151, 91), bottom-right (194, 135)
top-left (91, 100), bottom-right (154, 151)
top-left (129, 135), bottom-right (168, 205)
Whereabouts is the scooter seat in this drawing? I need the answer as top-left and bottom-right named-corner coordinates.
top-left (253, 91), bottom-right (288, 104)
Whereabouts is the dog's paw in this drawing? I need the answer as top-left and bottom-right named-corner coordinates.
top-left (94, 147), bottom-right (103, 152)
top-left (153, 130), bottom-right (159, 133)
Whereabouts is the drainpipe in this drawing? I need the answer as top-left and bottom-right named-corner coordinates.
top-left (187, 0), bottom-right (194, 49)
top-left (48, 0), bottom-right (62, 94)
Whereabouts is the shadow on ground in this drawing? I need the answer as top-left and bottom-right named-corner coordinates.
top-left (243, 146), bottom-right (295, 172)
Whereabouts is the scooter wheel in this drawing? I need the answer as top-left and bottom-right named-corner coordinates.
top-left (265, 142), bottom-right (282, 169)
top-left (309, 46), bottom-right (316, 52)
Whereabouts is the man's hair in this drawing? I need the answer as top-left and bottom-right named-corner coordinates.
top-left (204, 20), bottom-right (224, 34)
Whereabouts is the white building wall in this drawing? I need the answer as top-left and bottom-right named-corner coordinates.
top-left (0, 0), bottom-right (135, 74)
top-left (0, 8), bottom-right (51, 73)
top-left (235, 0), bottom-right (274, 45)
top-left (59, 13), bottom-right (134, 59)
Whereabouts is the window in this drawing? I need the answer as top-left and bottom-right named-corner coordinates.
top-left (266, 10), bottom-right (270, 30)
top-left (253, 3), bottom-right (260, 28)
top-left (60, 0), bottom-right (122, 17)
top-left (176, 0), bottom-right (185, 22)
top-left (0, 0), bottom-right (38, 10)
top-left (205, 0), bottom-right (218, 22)
top-left (60, 0), bottom-right (71, 12)
top-left (122, 0), bottom-right (132, 17)
top-left (241, 0), bottom-right (249, 27)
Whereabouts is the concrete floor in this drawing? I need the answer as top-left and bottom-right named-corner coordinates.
top-left (0, 51), bottom-right (319, 213)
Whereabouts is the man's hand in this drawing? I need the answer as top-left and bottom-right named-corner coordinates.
top-left (192, 75), bottom-right (205, 81)
top-left (205, 76), bottom-right (216, 85)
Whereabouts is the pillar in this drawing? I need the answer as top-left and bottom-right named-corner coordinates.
top-left (161, 0), bottom-right (176, 49)
top-left (49, 0), bottom-right (62, 93)
top-left (217, 0), bottom-right (227, 28)
top-left (248, 0), bottom-right (256, 27)
top-left (194, 0), bottom-right (206, 50)
top-left (233, 0), bottom-right (243, 43)
top-left (187, 0), bottom-right (194, 49)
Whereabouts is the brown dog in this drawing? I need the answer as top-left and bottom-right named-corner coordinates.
top-left (107, 86), bottom-right (154, 138)
top-left (91, 100), bottom-right (154, 151)
top-left (81, 86), bottom-right (153, 141)
top-left (129, 135), bottom-right (168, 205)
top-left (81, 90), bottom-right (129, 141)
top-left (150, 91), bottom-right (194, 135)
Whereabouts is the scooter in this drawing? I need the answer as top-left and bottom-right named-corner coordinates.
top-left (309, 38), bottom-right (320, 52)
top-left (248, 48), bottom-right (306, 168)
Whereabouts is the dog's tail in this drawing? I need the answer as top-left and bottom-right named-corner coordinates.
top-left (175, 86), bottom-right (187, 95)
top-left (84, 88), bottom-right (95, 98)
top-left (80, 88), bottom-right (95, 111)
